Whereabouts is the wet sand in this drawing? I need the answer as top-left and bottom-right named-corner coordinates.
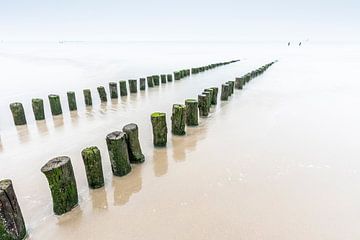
top-left (1, 42), bottom-right (360, 239)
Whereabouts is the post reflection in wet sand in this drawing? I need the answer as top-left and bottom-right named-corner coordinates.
top-left (112, 164), bottom-right (142, 206)
top-left (70, 111), bottom-right (79, 127)
top-left (99, 102), bottom-right (108, 115)
top-left (52, 115), bottom-right (64, 128)
top-left (90, 187), bottom-right (108, 210)
top-left (36, 120), bottom-right (49, 136)
top-left (56, 206), bottom-right (83, 227)
top-left (152, 147), bottom-right (168, 177)
top-left (16, 125), bottom-right (30, 143)
top-left (110, 99), bottom-right (119, 111)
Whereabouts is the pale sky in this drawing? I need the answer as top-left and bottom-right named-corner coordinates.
top-left (0, 0), bottom-right (359, 42)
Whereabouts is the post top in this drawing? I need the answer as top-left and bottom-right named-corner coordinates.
top-left (106, 131), bottom-right (126, 140)
top-left (41, 156), bottom-right (71, 173)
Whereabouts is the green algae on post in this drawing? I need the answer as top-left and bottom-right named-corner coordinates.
top-left (171, 104), bottom-right (186, 135)
top-left (122, 123), bottom-right (145, 164)
top-left (152, 75), bottom-right (160, 86)
top-left (0, 179), bottom-right (27, 240)
top-left (235, 77), bottom-right (243, 89)
top-left (119, 81), bottom-right (128, 96)
top-left (151, 112), bottom-right (168, 147)
top-left (9, 102), bottom-right (27, 126)
top-left (161, 74), bottom-right (167, 84)
top-left (97, 86), bottom-right (108, 102)
top-left (48, 94), bottom-right (62, 116)
top-left (41, 156), bottom-right (78, 215)
top-left (185, 99), bottom-right (199, 126)
top-left (139, 78), bottom-right (146, 90)
top-left (167, 74), bottom-right (173, 82)
top-left (147, 76), bottom-right (154, 88)
top-left (210, 87), bottom-right (218, 105)
top-left (67, 91), bottom-right (77, 111)
top-left (32, 98), bottom-right (45, 121)
top-left (204, 88), bottom-right (214, 106)
top-left (202, 91), bottom-right (211, 111)
top-left (128, 79), bottom-right (137, 93)
top-left (109, 82), bottom-right (118, 99)
top-left (81, 146), bottom-right (105, 189)
top-left (106, 131), bottom-right (132, 176)
top-left (198, 94), bottom-right (209, 117)
top-left (227, 81), bottom-right (235, 95)
top-left (83, 89), bottom-right (92, 106)
top-left (221, 84), bottom-right (230, 101)
top-left (174, 71), bottom-right (181, 80)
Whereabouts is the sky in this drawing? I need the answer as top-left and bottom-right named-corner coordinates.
top-left (0, 0), bottom-right (359, 42)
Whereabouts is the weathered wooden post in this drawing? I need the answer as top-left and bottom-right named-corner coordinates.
top-left (210, 87), bottom-right (218, 105)
top-left (83, 89), bottom-right (92, 106)
top-left (41, 156), bottom-right (78, 215)
top-left (109, 82), bottom-right (118, 99)
top-left (67, 91), bottom-right (77, 111)
top-left (139, 78), bottom-right (146, 90)
top-left (106, 131), bottom-right (132, 176)
top-left (147, 76), bottom-right (154, 88)
top-left (152, 75), bottom-right (160, 86)
top-left (128, 79), bottom-right (137, 93)
top-left (31, 98), bottom-right (45, 121)
top-left (167, 74), bottom-right (173, 82)
top-left (171, 104), bottom-right (186, 135)
top-left (235, 77), bottom-right (243, 89)
top-left (198, 94), bottom-right (209, 117)
top-left (97, 86), bottom-right (107, 102)
top-left (202, 91), bottom-right (211, 111)
top-left (185, 99), bottom-right (198, 126)
top-left (9, 103), bottom-right (27, 126)
top-left (122, 123), bottom-right (145, 163)
top-left (81, 146), bottom-right (105, 189)
top-left (161, 74), bottom-right (167, 84)
top-left (228, 81), bottom-right (235, 95)
top-left (48, 94), bottom-right (62, 116)
top-left (0, 179), bottom-right (27, 240)
top-left (220, 84), bottom-right (230, 101)
top-left (151, 112), bottom-right (167, 147)
top-left (204, 88), bottom-right (214, 106)
top-left (119, 81), bottom-right (128, 96)
top-left (174, 71), bottom-right (181, 80)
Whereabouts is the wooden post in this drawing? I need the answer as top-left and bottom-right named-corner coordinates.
top-left (32, 98), bottom-right (45, 121)
top-left (185, 99), bottom-right (198, 126)
top-left (81, 146), bottom-right (105, 189)
top-left (106, 131), bottom-right (132, 176)
top-left (167, 74), bottom-right (173, 82)
top-left (171, 104), bottom-right (186, 135)
top-left (151, 112), bottom-right (167, 147)
top-left (147, 76), bottom-right (154, 88)
top-left (202, 91), bottom-right (211, 111)
top-left (122, 123), bottom-right (145, 163)
top-left (67, 91), bottom-right (77, 111)
top-left (41, 156), bottom-right (78, 215)
top-left (161, 74), bottom-right (167, 83)
top-left (220, 84), bottom-right (230, 101)
top-left (97, 86), bottom-right (107, 102)
top-left (152, 75), bottom-right (160, 86)
top-left (235, 77), bottom-right (243, 89)
top-left (9, 103), bottom-right (27, 126)
top-left (139, 78), bottom-right (146, 90)
top-left (174, 71), bottom-right (181, 80)
top-left (204, 88), bottom-right (215, 106)
top-left (210, 87), bottom-right (218, 105)
top-left (128, 79), bottom-right (137, 93)
top-left (83, 89), bottom-right (92, 106)
top-left (119, 81), bottom-right (128, 96)
top-left (0, 179), bottom-right (27, 240)
top-left (109, 82), bottom-right (118, 99)
top-left (227, 81), bottom-right (234, 95)
top-left (48, 94), bottom-right (62, 116)
top-left (198, 94), bottom-right (209, 117)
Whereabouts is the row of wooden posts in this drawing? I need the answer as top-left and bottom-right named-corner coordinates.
top-left (8, 60), bottom-right (239, 127)
top-left (0, 61), bottom-right (274, 240)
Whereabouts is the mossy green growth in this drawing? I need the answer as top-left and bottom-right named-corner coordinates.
top-left (48, 94), bottom-right (62, 115)
top-left (171, 104), bottom-right (186, 135)
top-left (109, 82), bottom-right (118, 99)
top-left (9, 102), bottom-right (27, 126)
top-left (198, 94), bottom-right (209, 117)
top-left (67, 91), bottom-right (77, 111)
top-left (83, 89), bottom-right (92, 106)
top-left (139, 78), bottom-right (146, 90)
top-left (32, 98), bottom-right (45, 120)
top-left (151, 112), bottom-right (167, 147)
top-left (106, 131), bottom-right (132, 176)
top-left (128, 79), bottom-right (137, 93)
top-left (97, 86), bottom-right (108, 102)
top-left (119, 81), bottom-right (128, 96)
top-left (147, 76), bottom-right (154, 87)
top-left (152, 75), bottom-right (160, 86)
top-left (185, 99), bottom-right (199, 126)
top-left (81, 146), bottom-right (105, 189)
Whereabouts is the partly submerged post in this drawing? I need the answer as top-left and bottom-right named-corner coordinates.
top-left (9, 102), bottom-right (27, 126)
top-left (139, 78), bottom-right (146, 90)
top-left (81, 146), bottom-right (105, 189)
top-left (151, 112), bottom-right (167, 147)
top-left (147, 76), bottom-right (154, 88)
top-left (198, 94), bottom-right (209, 117)
top-left (41, 156), bottom-right (78, 215)
top-left (32, 98), bottom-right (45, 121)
top-left (106, 131), bottom-right (132, 176)
top-left (122, 123), bottom-right (145, 163)
top-left (174, 71), bottom-right (181, 80)
top-left (227, 81), bottom-right (235, 95)
top-left (202, 91), bottom-right (211, 111)
top-left (0, 179), bottom-right (27, 240)
top-left (171, 104), bottom-right (186, 135)
top-left (67, 91), bottom-right (77, 111)
top-left (210, 87), bottom-right (218, 105)
top-left (152, 75), bottom-right (160, 86)
top-left (119, 81), bottom-right (128, 96)
top-left (204, 88), bottom-right (214, 106)
top-left (48, 94), bottom-right (62, 116)
top-left (109, 82), bottom-right (118, 99)
top-left (128, 79), bottom-right (137, 93)
top-left (185, 99), bottom-right (198, 126)
top-left (97, 86), bottom-right (108, 102)
top-left (161, 74), bottom-right (167, 84)
top-left (220, 84), bottom-right (229, 101)
top-left (167, 74), bottom-right (173, 82)
top-left (83, 89), bottom-right (92, 106)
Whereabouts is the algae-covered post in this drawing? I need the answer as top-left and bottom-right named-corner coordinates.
top-left (220, 84), bottom-right (230, 101)
top-left (41, 156), bottom-right (78, 215)
top-left (185, 99), bottom-right (199, 126)
top-left (204, 88), bottom-right (214, 106)
top-left (210, 87), bottom-right (218, 105)
top-left (139, 78), bottom-right (146, 90)
top-left (171, 104), bottom-right (186, 135)
top-left (147, 76), bottom-right (154, 88)
top-left (235, 77), bottom-right (243, 89)
top-left (67, 91), bottom-right (77, 111)
top-left (151, 112), bottom-right (168, 147)
top-left (227, 81), bottom-right (235, 95)
top-left (174, 71), bottom-right (181, 80)
top-left (32, 98), bottom-right (45, 121)
top-left (81, 146), bottom-right (105, 189)
top-left (83, 89), bottom-right (92, 106)
top-left (9, 102), bottom-right (27, 126)
top-left (198, 94), bottom-right (209, 117)
top-left (202, 91), bottom-right (211, 111)
top-left (128, 79), bottom-right (137, 93)
top-left (119, 81), bottom-right (128, 96)
top-left (109, 82), bottom-right (118, 99)
top-left (161, 74), bottom-right (167, 84)
top-left (106, 131), bottom-right (132, 176)
top-left (152, 75), bottom-right (160, 86)
top-left (48, 94), bottom-right (62, 116)
top-left (97, 86), bottom-right (108, 102)
top-left (0, 179), bottom-right (27, 240)
top-left (167, 74), bottom-right (173, 82)
top-left (122, 123), bottom-right (145, 163)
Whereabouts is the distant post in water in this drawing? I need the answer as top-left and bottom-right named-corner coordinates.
top-left (185, 99), bottom-right (199, 126)
top-left (122, 123), bottom-right (145, 163)
top-left (198, 94), bottom-right (209, 117)
top-left (106, 131), bottom-right (132, 176)
top-left (83, 89), bottom-right (92, 106)
top-left (152, 75), bottom-right (160, 86)
top-left (174, 71), bottom-right (181, 80)
top-left (204, 88), bottom-right (214, 106)
top-left (109, 82), bottom-right (118, 99)
top-left (9, 102), bottom-right (27, 126)
top-left (167, 74), bottom-right (173, 82)
top-left (227, 81), bottom-right (234, 95)
top-left (97, 86), bottom-right (108, 102)
top-left (67, 91), bottom-right (77, 111)
top-left (151, 112), bottom-right (167, 147)
top-left (202, 91), bottom-right (211, 111)
top-left (119, 81), bottom-right (128, 96)
top-left (210, 87), bottom-right (218, 105)
top-left (81, 146), bottom-right (105, 189)
top-left (41, 156), bottom-right (78, 215)
top-left (161, 74), bottom-right (167, 83)
top-left (235, 77), bottom-right (243, 89)
top-left (171, 104), bottom-right (186, 135)
top-left (48, 94), bottom-right (62, 116)
top-left (128, 79), bottom-right (137, 93)
top-left (147, 76), bottom-right (154, 88)
top-left (32, 98), bottom-right (45, 121)
top-left (220, 84), bottom-right (230, 101)
top-left (139, 78), bottom-right (146, 90)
